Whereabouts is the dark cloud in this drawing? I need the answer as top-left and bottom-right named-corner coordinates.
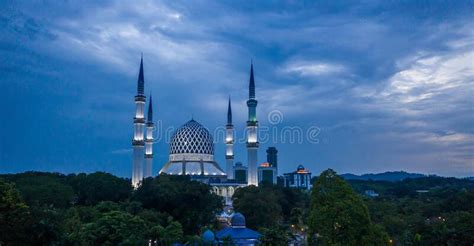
top-left (0, 1), bottom-right (472, 177)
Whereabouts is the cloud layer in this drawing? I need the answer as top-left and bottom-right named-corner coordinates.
top-left (1, 1), bottom-right (473, 177)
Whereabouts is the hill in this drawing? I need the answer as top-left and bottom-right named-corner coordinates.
top-left (341, 171), bottom-right (426, 181)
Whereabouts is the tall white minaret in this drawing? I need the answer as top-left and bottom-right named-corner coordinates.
top-left (144, 94), bottom-right (154, 179)
top-left (225, 96), bottom-right (234, 180)
top-left (132, 56), bottom-right (146, 188)
top-left (246, 62), bottom-right (259, 186)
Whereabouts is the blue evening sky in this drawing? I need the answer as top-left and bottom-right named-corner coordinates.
top-left (1, 1), bottom-right (473, 177)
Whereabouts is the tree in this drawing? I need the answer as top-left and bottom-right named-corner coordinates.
top-left (232, 183), bottom-right (309, 229)
top-left (2, 172), bottom-right (74, 208)
top-left (0, 179), bottom-right (31, 245)
top-left (28, 206), bottom-right (64, 245)
top-left (72, 210), bottom-right (147, 245)
top-left (68, 172), bottom-right (132, 205)
top-left (132, 175), bottom-right (222, 235)
top-left (444, 211), bottom-right (474, 244)
top-left (232, 185), bottom-right (282, 229)
top-left (150, 221), bottom-right (184, 245)
top-left (309, 169), bottom-right (389, 245)
top-left (62, 205), bottom-right (100, 236)
top-left (289, 208), bottom-right (304, 229)
top-left (277, 186), bottom-right (310, 222)
top-left (259, 226), bottom-right (290, 245)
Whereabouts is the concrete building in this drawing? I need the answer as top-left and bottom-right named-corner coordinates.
top-left (258, 162), bottom-right (277, 184)
top-left (234, 162), bottom-right (248, 184)
top-left (283, 165), bottom-right (312, 190)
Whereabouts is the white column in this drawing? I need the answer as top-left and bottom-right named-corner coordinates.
top-left (132, 145), bottom-right (144, 187)
top-left (247, 122), bottom-right (258, 186)
top-left (247, 147), bottom-right (258, 186)
top-left (226, 126), bottom-right (234, 179)
top-left (144, 125), bottom-right (153, 178)
top-left (132, 96), bottom-right (146, 188)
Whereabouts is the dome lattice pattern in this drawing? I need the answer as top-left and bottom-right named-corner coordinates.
top-left (169, 119), bottom-right (214, 155)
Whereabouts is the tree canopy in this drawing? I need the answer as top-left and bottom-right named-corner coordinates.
top-left (309, 169), bottom-right (389, 245)
top-left (232, 183), bottom-right (310, 230)
top-left (1, 171), bottom-right (473, 245)
top-left (0, 179), bottom-right (31, 245)
top-left (68, 172), bottom-right (132, 205)
top-left (132, 175), bottom-right (222, 235)
top-left (70, 210), bottom-right (148, 245)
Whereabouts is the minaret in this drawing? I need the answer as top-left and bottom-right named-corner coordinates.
top-left (132, 56), bottom-right (146, 188)
top-left (225, 96), bottom-right (234, 180)
top-left (246, 62), bottom-right (259, 186)
top-left (144, 94), bottom-right (154, 179)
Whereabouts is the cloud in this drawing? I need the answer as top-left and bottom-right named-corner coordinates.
top-left (280, 60), bottom-right (347, 77)
top-left (349, 30), bottom-right (474, 175)
top-left (380, 51), bottom-right (474, 106)
top-left (1, 1), bottom-right (473, 177)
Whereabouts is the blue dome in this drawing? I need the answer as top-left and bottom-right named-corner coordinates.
top-left (231, 213), bottom-right (246, 227)
top-left (297, 165), bottom-right (305, 171)
top-left (202, 229), bottom-right (215, 242)
top-left (169, 119), bottom-right (214, 155)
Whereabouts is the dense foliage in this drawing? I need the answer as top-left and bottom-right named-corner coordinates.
top-left (0, 180), bottom-right (31, 244)
top-left (309, 169), bottom-right (389, 245)
top-left (232, 183), bottom-right (310, 230)
top-left (133, 175), bottom-right (223, 235)
top-left (232, 170), bottom-right (473, 245)
top-left (349, 177), bottom-right (474, 245)
top-left (0, 172), bottom-right (221, 245)
top-left (1, 171), bottom-right (473, 245)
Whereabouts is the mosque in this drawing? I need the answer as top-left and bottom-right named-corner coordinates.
top-left (130, 55), bottom-right (278, 202)
top-left (129, 56), bottom-right (312, 244)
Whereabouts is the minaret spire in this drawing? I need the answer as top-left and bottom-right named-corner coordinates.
top-left (132, 55), bottom-right (147, 188)
top-left (227, 96), bottom-right (232, 125)
top-left (144, 93), bottom-right (154, 179)
top-left (147, 94), bottom-right (153, 123)
top-left (246, 61), bottom-right (259, 186)
top-left (249, 61), bottom-right (255, 99)
top-left (225, 96), bottom-right (234, 180)
top-left (137, 55), bottom-right (145, 95)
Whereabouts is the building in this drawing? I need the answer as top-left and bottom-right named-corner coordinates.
top-left (144, 95), bottom-right (154, 179)
top-left (256, 147), bottom-right (279, 184)
top-left (364, 190), bottom-right (379, 197)
top-left (234, 162), bottom-right (248, 183)
top-left (159, 119), bottom-right (226, 180)
top-left (131, 56), bottom-right (154, 188)
top-left (283, 165), bottom-right (312, 190)
top-left (225, 97), bottom-right (234, 180)
top-left (201, 229), bottom-right (216, 245)
top-left (157, 117), bottom-right (246, 203)
top-left (266, 147), bottom-right (278, 168)
top-left (258, 162), bottom-right (277, 184)
top-left (246, 62), bottom-right (259, 186)
top-left (216, 213), bottom-right (261, 245)
top-left (130, 57), bottom-right (284, 201)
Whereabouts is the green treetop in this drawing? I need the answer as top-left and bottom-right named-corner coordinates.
top-left (309, 169), bottom-right (389, 245)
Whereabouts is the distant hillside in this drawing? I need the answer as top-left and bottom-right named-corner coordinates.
top-left (341, 171), bottom-right (426, 182)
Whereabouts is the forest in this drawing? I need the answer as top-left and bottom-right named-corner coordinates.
top-left (1, 170), bottom-right (473, 245)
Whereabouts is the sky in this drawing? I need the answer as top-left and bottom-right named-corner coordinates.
top-left (1, 1), bottom-right (473, 178)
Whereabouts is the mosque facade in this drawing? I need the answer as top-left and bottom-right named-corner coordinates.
top-left (130, 55), bottom-right (312, 202)
top-left (130, 56), bottom-right (268, 200)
